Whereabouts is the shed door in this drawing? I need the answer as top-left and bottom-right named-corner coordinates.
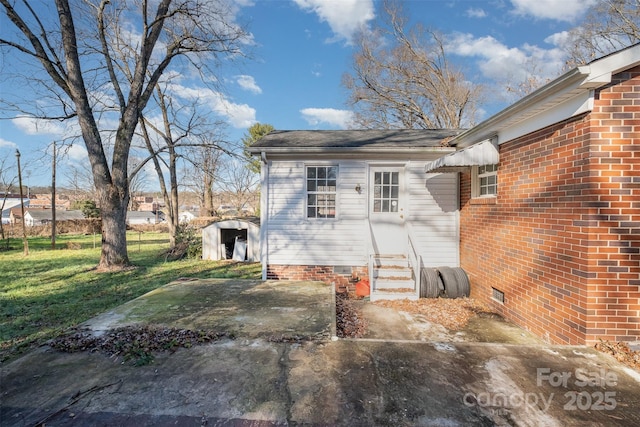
top-left (369, 166), bottom-right (406, 255)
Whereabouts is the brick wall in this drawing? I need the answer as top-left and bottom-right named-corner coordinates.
top-left (460, 66), bottom-right (640, 345)
top-left (267, 265), bottom-right (368, 293)
top-left (584, 67), bottom-right (640, 344)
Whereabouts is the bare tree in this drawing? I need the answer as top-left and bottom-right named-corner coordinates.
top-left (0, 156), bottom-right (17, 240)
top-left (127, 155), bottom-right (148, 211)
top-left (502, 58), bottom-right (555, 100)
top-left (0, 0), bottom-right (247, 269)
top-left (134, 80), bottom-right (232, 246)
top-left (564, 0), bottom-right (640, 67)
top-left (217, 156), bottom-right (259, 215)
top-left (64, 162), bottom-right (96, 201)
top-left (180, 132), bottom-right (227, 218)
top-left (137, 90), bottom-right (185, 248)
top-left (343, 0), bottom-right (482, 130)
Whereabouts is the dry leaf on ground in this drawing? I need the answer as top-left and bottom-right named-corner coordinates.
top-left (375, 297), bottom-right (494, 330)
top-left (336, 292), bottom-right (368, 338)
top-left (595, 340), bottom-right (640, 371)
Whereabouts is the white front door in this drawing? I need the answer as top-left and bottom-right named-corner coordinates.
top-left (369, 166), bottom-right (406, 255)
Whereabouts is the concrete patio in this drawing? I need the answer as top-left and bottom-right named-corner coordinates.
top-left (2, 279), bottom-right (639, 426)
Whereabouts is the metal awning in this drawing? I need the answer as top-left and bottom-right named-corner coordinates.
top-left (425, 139), bottom-right (499, 173)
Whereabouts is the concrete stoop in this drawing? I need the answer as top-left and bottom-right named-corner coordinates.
top-left (370, 255), bottom-right (418, 301)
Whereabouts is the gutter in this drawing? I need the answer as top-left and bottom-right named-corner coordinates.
top-left (247, 146), bottom-right (456, 156)
top-left (260, 151), bottom-right (269, 280)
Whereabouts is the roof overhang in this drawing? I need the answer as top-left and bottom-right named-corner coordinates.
top-left (425, 139), bottom-right (499, 173)
top-left (452, 43), bottom-right (640, 149)
top-left (253, 146), bottom-right (456, 162)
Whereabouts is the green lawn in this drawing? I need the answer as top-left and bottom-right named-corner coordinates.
top-left (0, 232), bottom-right (261, 363)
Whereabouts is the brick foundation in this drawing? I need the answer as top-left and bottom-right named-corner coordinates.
top-left (267, 264), bottom-right (368, 293)
top-left (460, 66), bottom-right (640, 345)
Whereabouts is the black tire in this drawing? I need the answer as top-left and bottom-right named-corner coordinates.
top-left (438, 266), bottom-right (459, 299)
top-left (420, 267), bottom-right (440, 298)
top-left (452, 267), bottom-right (471, 297)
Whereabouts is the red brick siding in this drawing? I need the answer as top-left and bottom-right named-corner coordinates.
top-left (584, 67), bottom-right (640, 344)
top-left (267, 265), bottom-right (368, 293)
top-left (461, 66), bottom-right (640, 345)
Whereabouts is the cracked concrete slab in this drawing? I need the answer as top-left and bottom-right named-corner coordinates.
top-left (2, 279), bottom-right (639, 426)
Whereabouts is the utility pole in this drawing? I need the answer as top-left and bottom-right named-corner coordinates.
top-left (16, 150), bottom-right (28, 256)
top-left (51, 141), bottom-right (56, 249)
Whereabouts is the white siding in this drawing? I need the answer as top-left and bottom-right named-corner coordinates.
top-left (265, 160), bottom-right (367, 266)
top-left (263, 159), bottom-right (459, 268)
top-left (407, 163), bottom-right (459, 267)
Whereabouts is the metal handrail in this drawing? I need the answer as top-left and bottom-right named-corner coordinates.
top-left (406, 222), bottom-right (422, 297)
top-left (365, 219), bottom-right (375, 291)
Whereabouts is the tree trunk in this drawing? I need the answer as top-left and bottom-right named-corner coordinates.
top-left (203, 162), bottom-right (216, 216)
top-left (97, 183), bottom-right (130, 270)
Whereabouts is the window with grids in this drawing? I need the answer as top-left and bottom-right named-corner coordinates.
top-left (478, 164), bottom-right (497, 196)
top-left (307, 166), bottom-right (337, 218)
top-left (373, 171), bottom-right (399, 212)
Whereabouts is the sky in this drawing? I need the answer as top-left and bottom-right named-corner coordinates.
top-left (0, 0), bottom-right (598, 190)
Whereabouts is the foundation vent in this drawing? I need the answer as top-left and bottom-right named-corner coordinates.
top-left (492, 287), bottom-right (505, 304)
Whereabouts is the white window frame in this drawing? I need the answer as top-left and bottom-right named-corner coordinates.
top-left (306, 165), bottom-right (338, 219)
top-left (372, 170), bottom-right (400, 213)
top-left (472, 164), bottom-right (498, 198)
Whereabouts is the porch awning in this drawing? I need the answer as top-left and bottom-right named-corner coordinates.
top-left (424, 139), bottom-right (499, 173)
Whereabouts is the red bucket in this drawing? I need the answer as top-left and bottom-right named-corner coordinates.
top-left (355, 279), bottom-right (370, 297)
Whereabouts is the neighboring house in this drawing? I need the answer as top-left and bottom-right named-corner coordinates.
top-left (1, 197), bottom-right (29, 224)
top-left (250, 43), bottom-right (640, 346)
top-left (248, 129), bottom-right (464, 299)
top-left (9, 207), bottom-right (25, 225)
top-left (23, 209), bottom-right (84, 226)
top-left (28, 194), bottom-right (71, 210)
top-left (179, 211), bottom-right (196, 223)
top-left (126, 211), bottom-right (163, 225)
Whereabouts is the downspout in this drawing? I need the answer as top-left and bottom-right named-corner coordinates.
top-left (260, 152), bottom-right (269, 280)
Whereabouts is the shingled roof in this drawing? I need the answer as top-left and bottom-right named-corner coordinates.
top-left (248, 129), bottom-right (465, 154)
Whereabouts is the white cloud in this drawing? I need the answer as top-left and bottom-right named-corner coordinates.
top-left (466, 8), bottom-right (487, 18)
top-left (66, 143), bottom-right (88, 162)
top-left (447, 33), bottom-right (565, 84)
top-left (171, 84), bottom-right (256, 128)
top-left (293, 0), bottom-right (375, 43)
top-left (545, 31), bottom-right (571, 50)
top-left (300, 108), bottom-right (353, 129)
top-left (236, 75), bottom-right (262, 94)
top-left (11, 117), bottom-right (66, 136)
top-left (509, 0), bottom-right (597, 23)
top-left (0, 138), bottom-right (17, 148)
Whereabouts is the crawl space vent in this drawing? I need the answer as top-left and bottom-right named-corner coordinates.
top-left (492, 287), bottom-right (505, 304)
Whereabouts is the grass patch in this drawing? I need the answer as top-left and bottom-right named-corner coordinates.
top-left (0, 232), bottom-right (261, 363)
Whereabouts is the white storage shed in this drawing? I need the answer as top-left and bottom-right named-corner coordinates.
top-left (202, 218), bottom-right (260, 262)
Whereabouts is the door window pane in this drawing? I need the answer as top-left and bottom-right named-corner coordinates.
top-left (373, 171), bottom-right (399, 213)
